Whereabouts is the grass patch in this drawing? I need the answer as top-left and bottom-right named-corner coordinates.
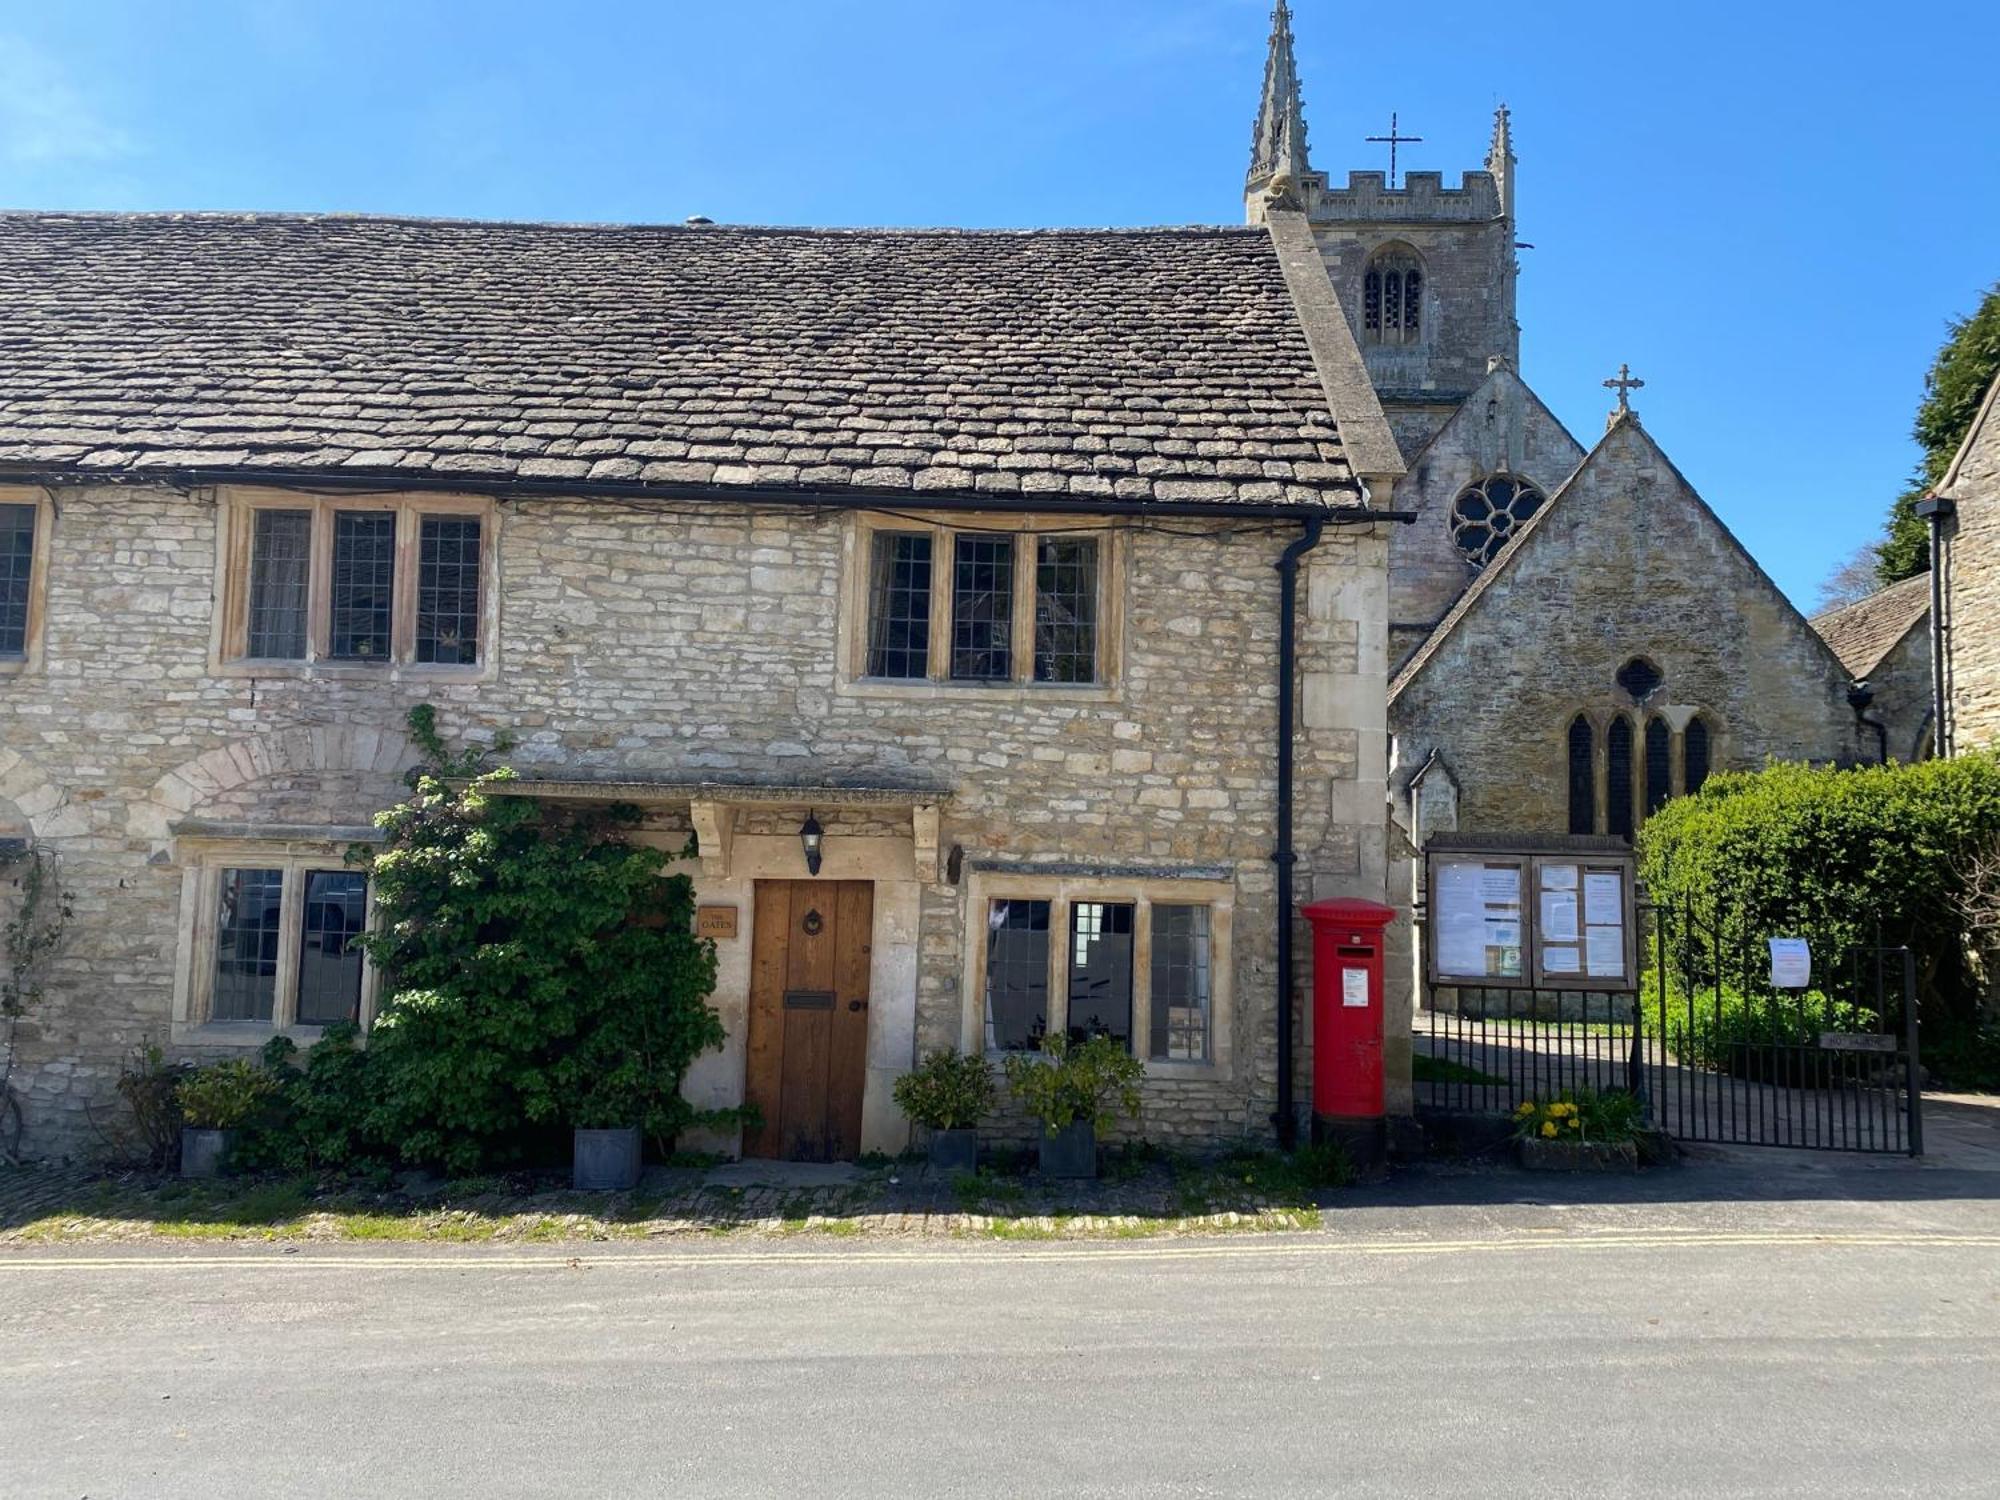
top-left (1412, 1054), bottom-right (1508, 1087)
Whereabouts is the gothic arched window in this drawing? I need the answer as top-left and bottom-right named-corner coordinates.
top-left (1567, 716), bottom-right (1595, 836)
top-left (1451, 474), bottom-right (1547, 567)
top-left (1606, 716), bottom-right (1635, 841)
top-left (1685, 716), bottom-right (1712, 794)
top-left (1362, 248), bottom-right (1423, 347)
top-left (1645, 717), bottom-right (1673, 815)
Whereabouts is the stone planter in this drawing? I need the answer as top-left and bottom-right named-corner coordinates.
top-left (1517, 1136), bottom-right (1640, 1172)
top-left (1037, 1120), bottom-right (1098, 1179)
top-left (573, 1127), bottom-right (643, 1191)
top-left (928, 1128), bottom-right (979, 1175)
top-left (179, 1127), bottom-right (234, 1179)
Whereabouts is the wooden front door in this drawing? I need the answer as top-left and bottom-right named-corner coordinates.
top-left (745, 880), bottom-right (872, 1162)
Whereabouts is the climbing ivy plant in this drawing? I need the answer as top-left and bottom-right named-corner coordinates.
top-left (1, 844), bottom-right (72, 1162)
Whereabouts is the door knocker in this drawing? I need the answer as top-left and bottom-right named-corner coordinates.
top-left (802, 908), bottom-right (825, 937)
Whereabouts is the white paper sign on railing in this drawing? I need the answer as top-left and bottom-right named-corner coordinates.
top-left (1769, 936), bottom-right (1812, 990)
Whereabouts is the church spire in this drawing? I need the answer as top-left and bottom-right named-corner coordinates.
top-left (1486, 103), bottom-right (1516, 223)
top-left (1247, 1), bottom-right (1313, 218)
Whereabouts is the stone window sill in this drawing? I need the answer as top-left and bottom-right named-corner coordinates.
top-left (211, 659), bottom-right (492, 684)
top-left (170, 1020), bottom-right (351, 1049)
top-left (981, 1049), bottom-right (1228, 1084)
top-left (840, 676), bottom-right (1121, 706)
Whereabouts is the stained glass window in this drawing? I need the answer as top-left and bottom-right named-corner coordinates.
top-left (1450, 475), bottom-right (1546, 567)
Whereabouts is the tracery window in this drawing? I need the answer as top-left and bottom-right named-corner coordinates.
top-left (1567, 716), bottom-right (1595, 836)
top-left (1564, 704), bottom-right (1720, 839)
top-left (1644, 718), bottom-right (1673, 816)
top-left (1362, 248), bottom-right (1423, 347)
top-left (1606, 716), bottom-right (1635, 841)
top-left (1450, 474), bottom-right (1547, 567)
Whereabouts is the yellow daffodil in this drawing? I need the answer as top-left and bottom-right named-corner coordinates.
top-left (1540, 1122), bottom-right (1557, 1138)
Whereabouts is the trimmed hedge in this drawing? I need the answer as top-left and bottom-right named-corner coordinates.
top-left (1640, 754), bottom-right (2000, 1024)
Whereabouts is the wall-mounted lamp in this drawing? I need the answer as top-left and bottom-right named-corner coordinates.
top-left (799, 811), bottom-right (825, 877)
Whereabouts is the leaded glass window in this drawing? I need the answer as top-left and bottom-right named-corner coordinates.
top-left (296, 871), bottom-right (368, 1025)
top-left (213, 868), bottom-right (285, 1022)
top-left (867, 532), bottom-right (933, 680)
top-left (1607, 717), bottom-right (1635, 842)
top-left (246, 509), bottom-right (310, 660)
top-left (1645, 717), bottom-right (1673, 815)
top-left (1034, 537), bottom-right (1098, 684)
top-left (1362, 250), bottom-right (1423, 346)
top-left (329, 512), bottom-right (396, 662)
top-left (950, 534), bottom-right (1013, 682)
top-left (1685, 717), bottom-right (1712, 794)
top-left (0, 503), bottom-right (34, 658)
top-left (1150, 904), bottom-right (1212, 1063)
top-left (1067, 901), bottom-right (1134, 1049)
top-left (984, 899), bottom-right (1050, 1051)
top-left (1450, 474), bottom-right (1546, 567)
top-left (416, 515), bottom-right (482, 666)
top-left (1568, 716), bottom-right (1596, 836)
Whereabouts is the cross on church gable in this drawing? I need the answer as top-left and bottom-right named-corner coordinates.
top-left (1604, 363), bottom-right (1645, 413)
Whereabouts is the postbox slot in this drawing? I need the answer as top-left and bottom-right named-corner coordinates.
top-left (1336, 945), bottom-right (1374, 959)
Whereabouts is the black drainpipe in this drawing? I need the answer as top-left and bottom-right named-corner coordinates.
top-left (1272, 512), bottom-right (1326, 1149)
top-left (1917, 494), bottom-right (1955, 758)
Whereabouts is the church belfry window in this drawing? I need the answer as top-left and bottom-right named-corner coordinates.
top-left (1450, 474), bottom-right (1546, 567)
top-left (1567, 716), bottom-right (1595, 836)
top-left (1362, 247), bottom-right (1423, 347)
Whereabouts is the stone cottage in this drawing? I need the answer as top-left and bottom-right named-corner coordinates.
top-left (0, 211), bottom-right (1405, 1162)
top-left (1812, 573), bottom-right (1934, 765)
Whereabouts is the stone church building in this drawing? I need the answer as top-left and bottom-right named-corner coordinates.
top-left (0, 3), bottom-right (1898, 1163)
top-left (1237, 1), bottom-right (1875, 861)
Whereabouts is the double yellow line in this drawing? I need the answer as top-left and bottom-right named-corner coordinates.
top-left (2, 1227), bottom-right (1995, 1273)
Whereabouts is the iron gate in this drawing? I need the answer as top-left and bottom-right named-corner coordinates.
top-left (1415, 903), bottom-right (1924, 1156)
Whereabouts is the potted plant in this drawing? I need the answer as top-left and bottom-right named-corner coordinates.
top-left (893, 1048), bottom-right (995, 1172)
top-left (1513, 1088), bottom-right (1644, 1171)
top-left (174, 1058), bottom-right (278, 1178)
top-left (1003, 1033), bottom-right (1143, 1179)
top-left (571, 1083), bottom-right (644, 1191)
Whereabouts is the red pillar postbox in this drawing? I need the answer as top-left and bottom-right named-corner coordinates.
top-left (1300, 897), bottom-right (1396, 1164)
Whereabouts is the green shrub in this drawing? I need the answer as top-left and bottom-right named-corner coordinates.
top-left (1656, 981), bottom-right (1869, 1076)
top-left (232, 1026), bottom-right (382, 1173)
top-left (117, 1044), bottom-right (188, 1168)
top-left (176, 1058), bottom-right (281, 1131)
top-left (893, 1048), bottom-right (996, 1131)
top-left (1924, 1022), bottom-right (2000, 1093)
top-left (1002, 1034), bottom-right (1143, 1139)
top-left (1641, 755), bottom-right (2000, 1025)
top-left (350, 707), bottom-right (727, 1174)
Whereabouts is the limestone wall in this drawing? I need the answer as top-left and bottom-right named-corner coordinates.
top-left (1, 482), bottom-right (1390, 1158)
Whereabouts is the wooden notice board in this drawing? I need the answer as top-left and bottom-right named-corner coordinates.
top-left (1425, 836), bottom-right (1638, 992)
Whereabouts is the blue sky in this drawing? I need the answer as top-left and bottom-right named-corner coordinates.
top-left (5, 0), bottom-right (1997, 608)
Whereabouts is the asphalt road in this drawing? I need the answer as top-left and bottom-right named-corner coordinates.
top-left (4, 1186), bottom-right (1998, 1499)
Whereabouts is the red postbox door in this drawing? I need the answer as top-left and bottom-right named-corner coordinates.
top-left (1301, 898), bottom-right (1395, 1121)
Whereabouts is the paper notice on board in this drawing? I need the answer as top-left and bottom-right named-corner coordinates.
top-left (1585, 925), bottom-right (1625, 978)
top-left (1478, 865), bottom-right (1522, 908)
top-left (1435, 864), bottom-right (1489, 975)
top-left (1768, 937), bottom-right (1811, 990)
top-left (1544, 944), bottom-right (1582, 975)
top-left (1541, 863), bottom-right (1579, 891)
top-left (1539, 889), bottom-right (1580, 943)
top-left (1342, 967), bottom-right (1369, 1008)
top-left (1583, 871), bottom-right (1623, 922)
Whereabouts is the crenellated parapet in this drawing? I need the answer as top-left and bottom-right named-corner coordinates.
top-left (1310, 170), bottom-right (1504, 223)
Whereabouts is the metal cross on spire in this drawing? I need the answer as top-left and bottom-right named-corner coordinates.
top-left (1365, 112), bottom-right (1423, 187)
top-left (1604, 363), bottom-right (1645, 413)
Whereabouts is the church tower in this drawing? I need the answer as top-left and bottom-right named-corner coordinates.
top-left (1245, 2), bottom-right (1522, 458)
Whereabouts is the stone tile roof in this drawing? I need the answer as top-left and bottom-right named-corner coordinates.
top-left (0, 213), bottom-right (1360, 507)
top-left (1810, 573), bottom-right (1931, 679)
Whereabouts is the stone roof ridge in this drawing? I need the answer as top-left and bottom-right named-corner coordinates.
top-left (1390, 409), bottom-right (1851, 701)
top-left (1810, 572), bottom-right (1932, 679)
top-left (0, 208), bottom-right (1267, 240)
